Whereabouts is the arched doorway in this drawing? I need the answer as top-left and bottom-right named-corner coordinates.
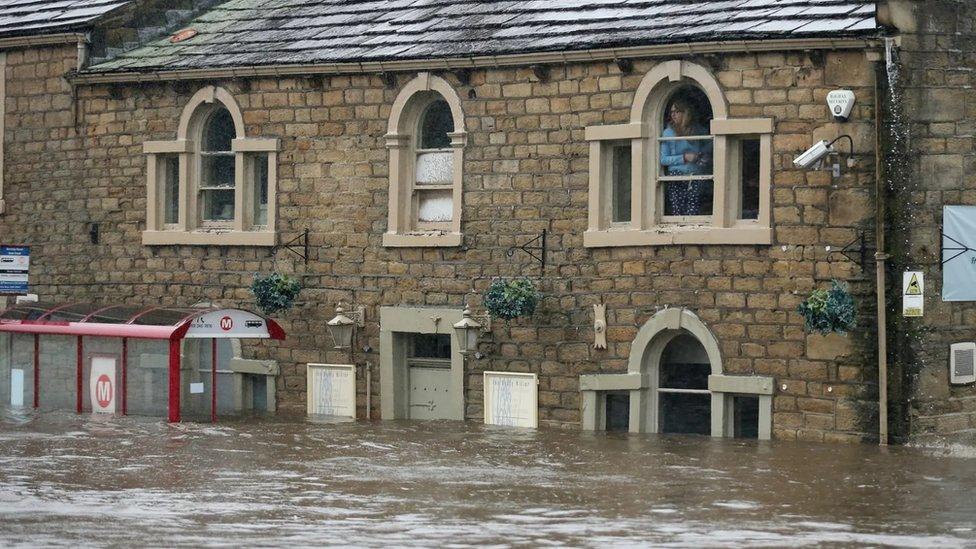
top-left (657, 333), bottom-right (712, 435)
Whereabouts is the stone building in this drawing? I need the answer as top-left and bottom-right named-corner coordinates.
top-left (0, 0), bottom-right (972, 444)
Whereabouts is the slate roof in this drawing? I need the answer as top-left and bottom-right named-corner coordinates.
top-left (0, 0), bottom-right (130, 38)
top-left (86, 0), bottom-right (879, 74)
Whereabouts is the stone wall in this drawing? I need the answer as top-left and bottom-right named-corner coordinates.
top-left (882, 0), bottom-right (976, 444)
top-left (0, 42), bottom-right (884, 441)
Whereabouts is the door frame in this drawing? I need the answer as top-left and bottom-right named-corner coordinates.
top-left (379, 306), bottom-right (465, 420)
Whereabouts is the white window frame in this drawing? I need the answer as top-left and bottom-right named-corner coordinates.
top-left (384, 72), bottom-right (466, 248)
top-left (143, 86), bottom-right (279, 246)
top-left (585, 60), bottom-right (773, 247)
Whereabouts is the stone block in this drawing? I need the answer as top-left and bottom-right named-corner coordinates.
top-left (919, 154), bottom-right (965, 188)
top-left (805, 333), bottom-right (853, 361)
top-left (828, 189), bottom-right (872, 226)
top-left (824, 51), bottom-right (873, 87)
top-left (909, 88), bottom-right (967, 122)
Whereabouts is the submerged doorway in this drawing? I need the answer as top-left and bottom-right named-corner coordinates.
top-left (658, 334), bottom-right (711, 435)
top-left (379, 307), bottom-right (465, 421)
top-left (406, 333), bottom-right (453, 420)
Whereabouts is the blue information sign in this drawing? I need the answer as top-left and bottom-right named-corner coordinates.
top-left (0, 245), bottom-right (29, 295)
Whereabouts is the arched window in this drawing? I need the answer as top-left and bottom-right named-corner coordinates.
top-left (384, 73), bottom-right (466, 248)
top-left (584, 60), bottom-right (773, 247)
top-left (142, 86), bottom-right (279, 246)
top-left (579, 308), bottom-right (774, 439)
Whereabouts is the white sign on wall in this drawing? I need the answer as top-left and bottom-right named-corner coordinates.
top-left (307, 363), bottom-right (356, 418)
top-left (484, 371), bottom-right (538, 429)
top-left (89, 357), bottom-right (116, 414)
top-left (903, 271), bottom-right (924, 318)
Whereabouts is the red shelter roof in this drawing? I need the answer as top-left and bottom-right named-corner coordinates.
top-left (0, 302), bottom-right (286, 341)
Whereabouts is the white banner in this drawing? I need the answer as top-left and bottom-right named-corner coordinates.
top-left (89, 357), bottom-right (116, 414)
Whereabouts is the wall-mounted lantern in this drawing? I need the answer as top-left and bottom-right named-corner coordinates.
top-left (327, 302), bottom-right (364, 350)
top-left (453, 304), bottom-right (491, 355)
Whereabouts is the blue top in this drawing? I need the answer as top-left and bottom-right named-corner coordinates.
top-left (660, 125), bottom-right (713, 176)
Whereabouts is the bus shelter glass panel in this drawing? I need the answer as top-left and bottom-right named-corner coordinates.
top-left (0, 333), bottom-right (35, 408)
top-left (126, 339), bottom-right (169, 416)
top-left (38, 335), bottom-right (76, 412)
top-left (181, 339), bottom-right (237, 419)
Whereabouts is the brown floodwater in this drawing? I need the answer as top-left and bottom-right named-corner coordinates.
top-left (1, 408), bottom-right (975, 547)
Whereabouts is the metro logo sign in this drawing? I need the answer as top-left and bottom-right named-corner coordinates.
top-left (89, 357), bottom-right (116, 414)
top-left (95, 374), bottom-right (113, 409)
top-left (220, 316), bottom-right (233, 331)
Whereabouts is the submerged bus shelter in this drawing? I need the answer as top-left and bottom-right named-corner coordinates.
top-left (0, 302), bottom-right (285, 422)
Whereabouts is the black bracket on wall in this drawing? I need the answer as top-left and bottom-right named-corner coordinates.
top-left (271, 228), bottom-right (310, 264)
top-left (942, 231), bottom-right (975, 265)
top-left (827, 231), bottom-right (867, 269)
top-left (507, 229), bottom-right (547, 271)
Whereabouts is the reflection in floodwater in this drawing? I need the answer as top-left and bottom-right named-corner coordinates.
top-left (1, 408), bottom-right (975, 547)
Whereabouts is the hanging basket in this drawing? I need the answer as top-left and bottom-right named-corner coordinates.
top-left (251, 272), bottom-right (301, 316)
top-left (797, 280), bottom-right (857, 335)
top-left (483, 278), bottom-right (540, 320)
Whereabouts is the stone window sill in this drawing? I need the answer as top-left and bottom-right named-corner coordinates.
top-left (584, 225), bottom-right (772, 247)
top-left (142, 230), bottom-right (276, 247)
top-left (383, 232), bottom-right (462, 248)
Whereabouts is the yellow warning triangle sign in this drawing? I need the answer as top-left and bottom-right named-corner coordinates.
top-left (906, 273), bottom-right (922, 295)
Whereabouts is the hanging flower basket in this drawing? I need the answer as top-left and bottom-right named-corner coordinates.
top-left (797, 280), bottom-right (857, 335)
top-left (251, 272), bottom-right (301, 316)
top-left (483, 278), bottom-right (540, 320)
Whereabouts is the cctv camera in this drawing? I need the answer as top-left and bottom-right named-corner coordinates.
top-left (793, 140), bottom-right (832, 169)
top-left (827, 90), bottom-right (856, 122)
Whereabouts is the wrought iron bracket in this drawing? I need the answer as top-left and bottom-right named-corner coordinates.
top-left (271, 228), bottom-right (310, 264)
top-left (942, 231), bottom-right (975, 265)
top-left (506, 229), bottom-right (546, 271)
top-left (827, 231), bottom-right (868, 269)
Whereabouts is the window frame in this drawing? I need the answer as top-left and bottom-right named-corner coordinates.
top-left (584, 60), bottom-right (773, 247)
top-left (142, 86), bottom-right (279, 247)
top-left (384, 72), bottom-right (466, 248)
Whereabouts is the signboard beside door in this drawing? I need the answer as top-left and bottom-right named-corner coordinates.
top-left (306, 363), bottom-right (356, 418)
top-left (0, 245), bottom-right (29, 295)
top-left (484, 371), bottom-right (538, 428)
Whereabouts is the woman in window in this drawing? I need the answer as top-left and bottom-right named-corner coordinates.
top-left (661, 96), bottom-right (713, 216)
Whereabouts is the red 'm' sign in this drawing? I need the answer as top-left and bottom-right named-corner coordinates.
top-left (95, 374), bottom-right (113, 409)
top-left (220, 316), bottom-right (234, 331)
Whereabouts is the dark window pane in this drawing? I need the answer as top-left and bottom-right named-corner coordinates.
top-left (201, 189), bottom-right (235, 221)
top-left (161, 155), bottom-right (179, 224)
top-left (663, 179), bottom-right (713, 217)
top-left (412, 334), bottom-right (451, 359)
top-left (740, 138), bottom-right (761, 220)
top-left (203, 108), bottom-right (235, 152)
top-left (251, 154), bottom-right (269, 226)
top-left (420, 100), bottom-right (453, 149)
top-left (660, 362), bottom-right (710, 390)
top-left (660, 393), bottom-right (711, 435)
top-left (611, 143), bottom-right (631, 223)
top-left (605, 392), bottom-right (630, 432)
top-left (733, 396), bottom-right (760, 439)
top-left (202, 155), bottom-right (235, 188)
